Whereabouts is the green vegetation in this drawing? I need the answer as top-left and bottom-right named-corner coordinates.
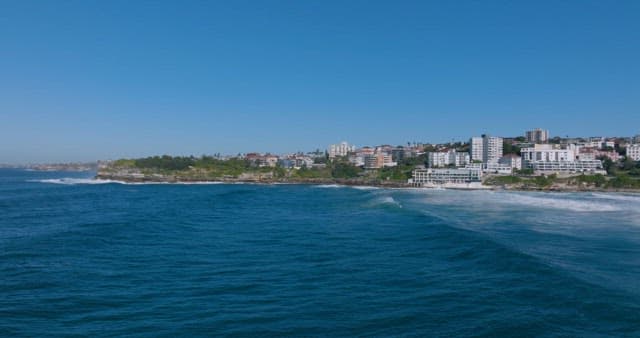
top-left (530, 174), bottom-right (557, 188)
top-left (135, 155), bottom-right (196, 171)
top-left (486, 175), bottom-right (522, 185)
top-left (331, 161), bottom-right (362, 179)
top-left (570, 174), bottom-right (607, 187)
top-left (515, 168), bottom-right (534, 175)
top-left (503, 141), bottom-right (521, 156)
top-left (608, 174), bottom-right (640, 189)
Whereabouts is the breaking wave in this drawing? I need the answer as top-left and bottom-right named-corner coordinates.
top-left (314, 184), bottom-right (345, 189)
top-left (371, 196), bottom-right (402, 208)
top-left (350, 186), bottom-right (380, 191)
top-left (590, 193), bottom-right (640, 203)
top-left (29, 178), bottom-right (226, 185)
top-left (498, 193), bottom-right (621, 212)
top-left (30, 178), bottom-right (124, 185)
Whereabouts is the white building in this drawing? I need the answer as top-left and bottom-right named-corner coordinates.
top-left (627, 144), bottom-right (640, 161)
top-left (579, 138), bottom-right (615, 150)
top-left (470, 135), bottom-right (503, 164)
top-left (410, 168), bottom-right (482, 186)
top-left (328, 142), bottom-right (355, 158)
top-left (525, 128), bottom-right (549, 143)
top-left (482, 135), bottom-right (503, 164)
top-left (521, 144), bottom-right (576, 163)
top-left (499, 154), bottom-right (522, 170)
top-left (466, 162), bottom-right (513, 174)
top-left (470, 137), bottom-right (483, 162)
top-left (521, 144), bottom-right (604, 174)
top-left (427, 150), bottom-right (469, 168)
top-left (528, 160), bottom-right (605, 174)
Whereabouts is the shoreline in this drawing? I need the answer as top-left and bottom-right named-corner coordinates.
top-left (94, 173), bottom-right (640, 193)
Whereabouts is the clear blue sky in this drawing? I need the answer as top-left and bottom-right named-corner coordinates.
top-left (1, 0), bottom-right (638, 163)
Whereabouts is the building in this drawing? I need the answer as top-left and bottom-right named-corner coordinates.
top-left (525, 128), bottom-right (549, 143)
top-left (628, 144), bottom-right (640, 161)
top-left (427, 150), bottom-right (470, 168)
top-left (328, 142), bottom-right (355, 158)
top-left (528, 160), bottom-right (605, 174)
top-left (466, 162), bottom-right (513, 174)
top-left (410, 168), bottom-right (482, 186)
top-left (633, 135), bottom-right (640, 144)
top-left (579, 137), bottom-right (615, 150)
top-left (499, 154), bottom-right (522, 170)
top-left (470, 137), bottom-right (483, 162)
top-left (521, 144), bottom-right (605, 174)
top-left (364, 153), bottom-right (396, 169)
top-left (521, 144), bottom-right (576, 163)
top-left (482, 135), bottom-right (503, 164)
top-left (391, 147), bottom-right (414, 162)
top-left (470, 135), bottom-right (503, 164)
top-left (576, 148), bottom-right (620, 162)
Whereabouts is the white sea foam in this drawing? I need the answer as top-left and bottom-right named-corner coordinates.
top-left (30, 178), bottom-right (227, 185)
top-left (31, 178), bottom-right (125, 185)
top-left (590, 193), bottom-right (640, 203)
top-left (497, 193), bottom-right (621, 212)
top-left (314, 184), bottom-right (345, 188)
top-left (373, 196), bottom-right (402, 208)
top-left (350, 186), bottom-right (380, 190)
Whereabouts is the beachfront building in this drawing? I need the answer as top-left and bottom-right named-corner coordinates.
top-left (466, 162), bottom-right (513, 174)
top-left (627, 144), bottom-right (640, 161)
top-left (521, 144), bottom-right (576, 163)
top-left (528, 160), bottom-right (605, 174)
top-left (427, 150), bottom-right (470, 168)
top-left (525, 128), bottom-right (549, 143)
top-left (521, 144), bottom-right (605, 174)
top-left (410, 168), bottom-right (482, 186)
top-left (499, 154), bottom-right (522, 170)
top-left (328, 142), bottom-right (355, 158)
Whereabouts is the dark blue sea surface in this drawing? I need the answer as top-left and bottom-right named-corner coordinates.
top-left (1, 169), bottom-right (640, 337)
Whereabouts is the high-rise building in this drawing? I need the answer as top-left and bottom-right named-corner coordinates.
top-left (482, 135), bottom-right (503, 164)
top-left (470, 137), bottom-right (484, 162)
top-left (525, 128), bottom-right (550, 143)
top-left (328, 141), bottom-right (355, 158)
top-left (470, 135), bottom-right (503, 164)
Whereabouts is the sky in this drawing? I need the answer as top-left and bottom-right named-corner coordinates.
top-left (1, 0), bottom-right (639, 163)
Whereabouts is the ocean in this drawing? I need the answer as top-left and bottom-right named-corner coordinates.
top-left (1, 169), bottom-right (639, 337)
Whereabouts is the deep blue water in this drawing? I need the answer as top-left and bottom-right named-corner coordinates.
top-left (1, 169), bottom-right (640, 337)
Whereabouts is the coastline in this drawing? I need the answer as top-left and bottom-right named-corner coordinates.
top-left (95, 172), bottom-right (640, 193)
top-left (95, 172), bottom-right (412, 188)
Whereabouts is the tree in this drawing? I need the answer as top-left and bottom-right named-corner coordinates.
top-left (599, 156), bottom-right (614, 175)
top-left (503, 141), bottom-right (521, 155)
top-left (623, 156), bottom-right (636, 171)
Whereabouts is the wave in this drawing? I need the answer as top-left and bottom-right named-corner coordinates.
top-left (371, 196), bottom-right (402, 208)
top-left (590, 193), bottom-right (640, 203)
top-left (499, 193), bottom-right (621, 212)
top-left (29, 178), bottom-right (226, 185)
top-left (30, 178), bottom-right (124, 185)
top-left (313, 184), bottom-right (345, 189)
top-left (350, 186), bottom-right (380, 191)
